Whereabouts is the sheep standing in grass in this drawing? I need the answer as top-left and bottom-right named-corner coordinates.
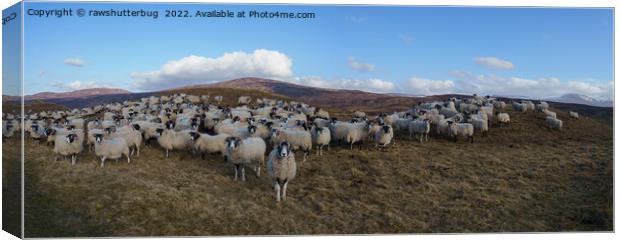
top-left (311, 125), bottom-right (331, 156)
top-left (542, 109), bottom-right (557, 119)
top-left (108, 124), bottom-right (143, 157)
top-left (53, 133), bottom-right (84, 165)
top-left (214, 95), bottom-right (223, 104)
top-left (271, 128), bottom-right (312, 161)
top-left (93, 133), bottom-right (131, 167)
top-left (374, 125), bottom-right (394, 151)
top-left (238, 96), bottom-right (252, 105)
top-left (267, 141), bottom-right (297, 202)
top-left (495, 112), bottom-right (510, 127)
top-left (345, 122), bottom-right (370, 150)
top-left (189, 131), bottom-right (230, 161)
top-left (408, 119), bottom-right (430, 142)
top-left (226, 136), bottom-right (266, 180)
top-left (546, 116), bottom-right (563, 130)
top-left (156, 121), bottom-right (193, 158)
top-left (569, 111), bottom-right (579, 119)
top-left (512, 102), bottom-right (527, 113)
top-left (537, 101), bottom-right (549, 111)
top-left (448, 121), bottom-right (474, 143)
top-left (466, 115), bottom-right (489, 137)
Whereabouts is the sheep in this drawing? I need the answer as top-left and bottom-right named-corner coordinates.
top-left (107, 124), bottom-right (143, 157)
top-left (536, 101), bottom-right (549, 111)
top-left (214, 95), bottom-right (223, 104)
top-left (2, 122), bottom-right (15, 139)
top-left (53, 133), bottom-right (84, 165)
top-left (93, 133), bottom-right (131, 167)
top-left (467, 115), bottom-right (489, 137)
top-left (345, 122), bottom-right (369, 150)
top-left (133, 121), bottom-right (163, 145)
top-left (448, 121), bottom-right (474, 143)
top-left (408, 119), bottom-right (430, 142)
top-left (225, 137), bottom-right (266, 181)
top-left (353, 110), bottom-right (366, 118)
top-left (546, 116), bottom-right (563, 130)
top-left (189, 132), bottom-right (230, 161)
top-left (542, 109), bottom-right (557, 119)
top-left (156, 121), bottom-right (193, 158)
top-left (495, 112), bottom-right (511, 127)
top-left (271, 128), bottom-right (312, 161)
top-left (374, 125), bottom-right (394, 151)
top-left (267, 141), bottom-right (297, 202)
top-left (512, 102), bottom-right (527, 113)
top-left (87, 129), bottom-right (104, 151)
top-left (314, 108), bottom-right (330, 119)
top-left (311, 126), bottom-right (331, 156)
top-left (238, 96), bottom-right (252, 105)
top-left (493, 101), bottom-right (506, 110)
top-left (569, 111), bottom-right (579, 119)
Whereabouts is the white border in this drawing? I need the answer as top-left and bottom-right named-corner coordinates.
top-left (0, 1), bottom-right (616, 240)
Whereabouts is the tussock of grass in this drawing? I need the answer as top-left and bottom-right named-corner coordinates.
top-left (5, 105), bottom-right (611, 237)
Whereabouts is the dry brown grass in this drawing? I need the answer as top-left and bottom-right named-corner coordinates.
top-left (2, 104), bottom-right (611, 237)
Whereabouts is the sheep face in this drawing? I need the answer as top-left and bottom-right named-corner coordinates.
top-left (225, 137), bottom-right (241, 152)
top-left (132, 124), bottom-right (141, 131)
top-left (189, 132), bottom-right (201, 141)
top-left (277, 142), bottom-right (291, 158)
top-left (248, 125), bottom-right (257, 135)
top-left (382, 125), bottom-right (392, 134)
top-left (165, 120), bottom-right (175, 130)
top-left (94, 133), bottom-right (104, 143)
top-left (65, 134), bottom-right (78, 144)
top-left (45, 128), bottom-right (56, 137)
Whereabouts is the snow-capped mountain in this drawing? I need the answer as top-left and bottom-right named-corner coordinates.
top-left (546, 93), bottom-right (613, 107)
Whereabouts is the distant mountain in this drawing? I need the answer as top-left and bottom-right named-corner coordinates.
top-left (546, 93), bottom-right (613, 107)
top-left (3, 88), bottom-right (132, 102)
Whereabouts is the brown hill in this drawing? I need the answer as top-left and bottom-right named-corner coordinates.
top-left (3, 88), bottom-right (132, 102)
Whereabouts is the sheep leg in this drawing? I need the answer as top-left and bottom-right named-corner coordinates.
top-left (201, 152), bottom-right (206, 160)
top-left (166, 149), bottom-right (169, 158)
top-left (470, 136), bottom-right (474, 143)
top-left (136, 145), bottom-right (140, 157)
top-left (71, 155), bottom-right (76, 166)
top-left (233, 164), bottom-right (239, 181)
top-left (127, 153), bottom-right (131, 164)
top-left (282, 180), bottom-right (289, 201)
top-left (303, 150), bottom-right (309, 162)
top-left (100, 156), bottom-right (106, 168)
top-left (241, 165), bottom-right (246, 181)
top-left (274, 182), bottom-right (281, 202)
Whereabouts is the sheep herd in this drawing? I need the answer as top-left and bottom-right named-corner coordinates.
top-left (1, 93), bottom-right (577, 202)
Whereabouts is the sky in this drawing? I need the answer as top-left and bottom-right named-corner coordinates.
top-left (15, 1), bottom-right (614, 100)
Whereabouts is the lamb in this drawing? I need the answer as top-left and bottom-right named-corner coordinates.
top-left (546, 116), bottom-right (563, 130)
top-left (93, 133), bottom-right (131, 167)
top-left (53, 133), bottom-right (84, 165)
top-left (408, 119), bottom-right (430, 142)
top-left (225, 137), bottom-right (266, 181)
top-left (271, 128), bottom-right (312, 161)
top-left (238, 96), bottom-right (252, 105)
top-left (189, 132), bottom-right (230, 161)
top-left (448, 121), bottom-right (474, 143)
top-left (542, 109), bottom-right (557, 119)
top-left (311, 126), bottom-right (331, 156)
top-left (267, 141), bottom-right (297, 202)
top-left (569, 111), bottom-right (579, 119)
top-left (495, 112), bottom-right (511, 127)
top-left (374, 125), bottom-right (394, 150)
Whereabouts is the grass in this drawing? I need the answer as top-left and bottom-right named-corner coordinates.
top-left (3, 101), bottom-right (612, 237)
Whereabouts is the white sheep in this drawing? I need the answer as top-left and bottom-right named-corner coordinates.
top-left (536, 101), bottom-right (549, 111)
top-left (311, 126), bottom-right (331, 156)
top-left (271, 128), bottom-right (312, 161)
top-left (226, 137), bottom-right (266, 181)
top-left (108, 125), bottom-right (143, 157)
top-left (214, 95), bottom-right (223, 104)
top-left (569, 111), bottom-right (579, 119)
top-left (374, 125), bottom-right (394, 150)
top-left (495, 112), bottom-right (511, 127)
top-left (156, 121), bottom-right (193, 158)
top-left (353, 110), bottom-right (366, 118)
top-left (238, 96), bottom-right (252, 105)
top-left (345, 122), bottom-right (369, 150)
top-left (189, 131), bottom-right (230, 161)
top-left (448, 121), bottom-right (474, 143)
top-left (512, 102), bottom-right (527, 113)
top-left (542, 109), bottom-right (557, 119)
top-left (93, 133), bottom-right (131, 167)
top-left (267, 141), bottom-right (297, 202)
top-left (408, 119), bottom-right (430, 142)
top-left (467, 116), bottom-right (488, 137)
top-left (53, 133), bottom-right (84, 165)
top-left (546, 116), bottom-right (563, 130)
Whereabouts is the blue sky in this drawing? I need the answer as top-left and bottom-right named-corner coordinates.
top-left (17, 2), bottom-right (614, 99)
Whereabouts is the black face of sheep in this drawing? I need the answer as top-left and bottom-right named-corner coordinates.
top-left (32, 124), bottom-right (39, 132)
top-left (189, 132), bottom-right (200, 141)
top-left (248, 125), bottom-right (257, 135)
top-left (132, 124), bottom-right (141, 131)
top-left (45, 128), bottom-right (56, 136)
top-left (212, 118), bottom-right (220, 124)
top-left (265, 122), bottom-right (274, 129)
top-left (165, 120), bottom-right (175, 130)
top-left (232, 116), bottom-right (240, 122)
top-left (226, 137), bottom-right (240, 152)
top-left (105, 127), bottom-right (115, 135)
top-left (67, 125), bottom-right (76, 131)
top-left (94, 133), bottom-right (104, 143)
top-left (155, 128), bottom-right (164, 136)
top-left (278, 142), bottom-right (291, 158)
top-left (65, 134), bottom-right (78, 144)
top-left (382, 125), bottom-right (391, 133)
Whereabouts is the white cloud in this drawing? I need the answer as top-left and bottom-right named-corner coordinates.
top-left (64, 58), bottom-right (85, 67)
top-left (404, 77), bottom-right (455, 96)
top-left (50, 80), bottom-right (112, 91)
top-left (474, 57), bottom-right (515, 70)
top-left (290, 76), bottom-right (395, 93)
top-left (131, 49), bottom-right (293, 90)
top-left (347, 57), bottom-right (375, 72)
top-left (450, 70), bottom-right (612, 100)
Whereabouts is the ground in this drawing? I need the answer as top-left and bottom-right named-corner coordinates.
top-left (2, 104), bottom-right (613, 237)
